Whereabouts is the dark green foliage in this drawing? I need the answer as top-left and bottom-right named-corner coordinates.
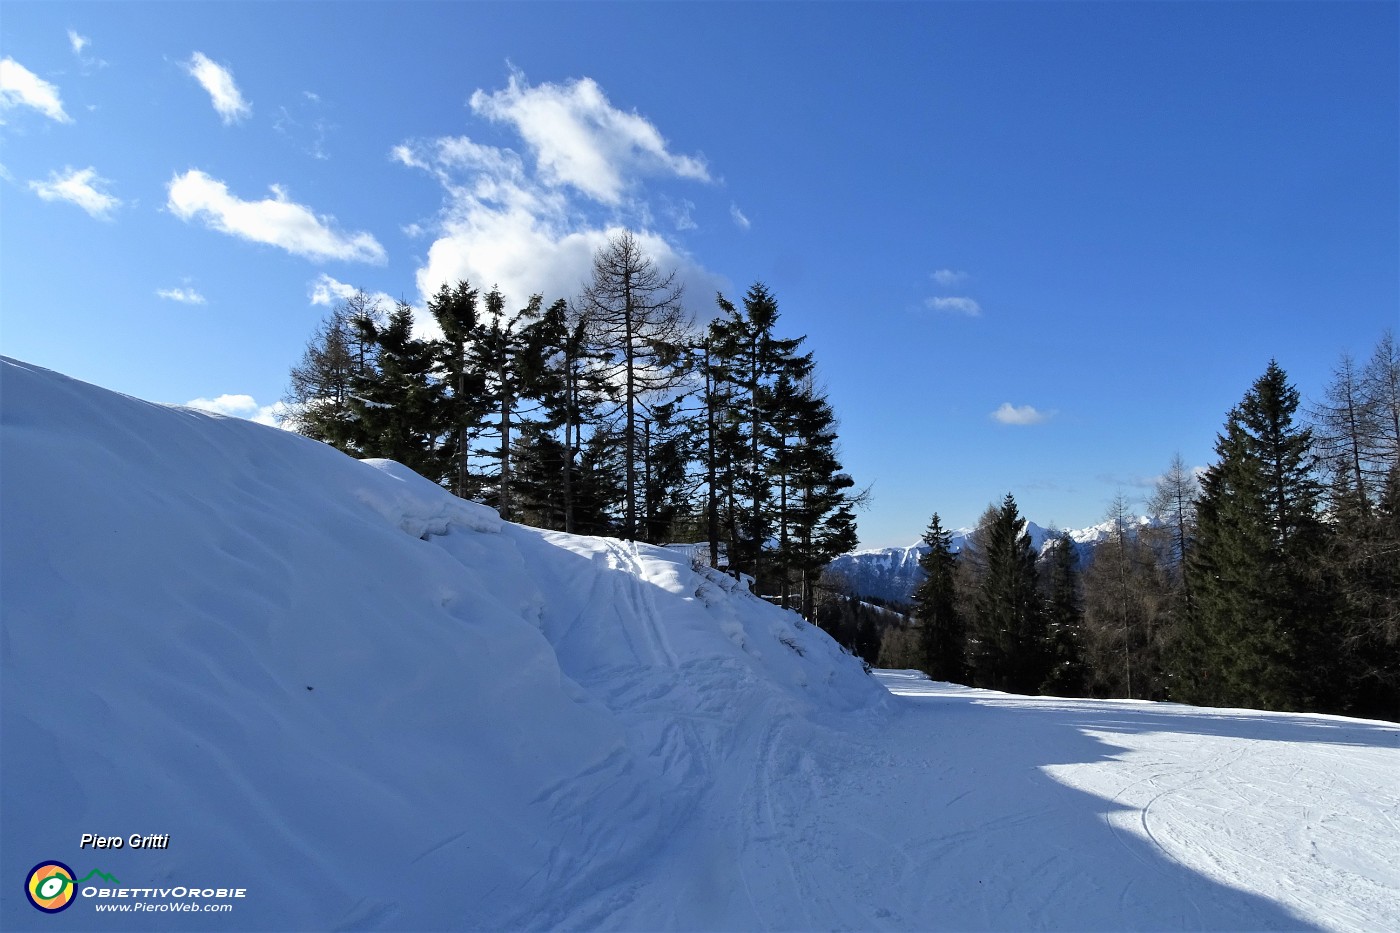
top-left (1329, 463), bottom-right (1400, 719)
top-left (1183, 362), bottom-right (1341, 712)
top-left (347, 301), bottom-right (451, 482)
top-left (1040, 533), bottom-right (1086, 695)
top-left (709, 284), bottom-right (812, 581)
top-left (282, 244), bottom-right (866, 631)
top-left (427, 280), bottom-right (488, 499)
top-left (283, 291), bottom-right (382, 453)
top-left (967, 494), bottom-right (1047, 693)
top-left (912, 514), bottom-right (965, 683)
top-left (1082, 498), bottom-right (1171, 700)
top-left (812, 578), bottom-right (890, 667)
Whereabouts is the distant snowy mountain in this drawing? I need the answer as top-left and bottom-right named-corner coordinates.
top-left (830, 517), bottom-right (1157, 606)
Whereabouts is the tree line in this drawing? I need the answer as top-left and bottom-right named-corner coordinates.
top-left (282, 231), bottom-right (862, 619)
top-left (837, 332), bottom-right (1399, 721)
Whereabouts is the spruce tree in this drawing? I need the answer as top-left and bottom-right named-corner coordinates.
top-left (911, 513), bottom-right (965, 683)
top-left (1186, 361), bottom-right (1339, 712)
top-left (709, 284), bottom-right (813, 586)
top-left (427, 280), bottom-right (488, 499)
top-left (967, 493), bottom-right (1046, 693)
top-left (348, 301), bottom-right (451, 482)
top-left (1040, 532), bottom-right (1086, 695)
top-left (471, 290), bottom-right (560, 521)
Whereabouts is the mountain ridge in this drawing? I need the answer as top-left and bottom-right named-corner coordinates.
top-left (831, 516), bottom-right (1158, 606)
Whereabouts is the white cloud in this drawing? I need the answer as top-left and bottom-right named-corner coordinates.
top-left (308, 273), bottom-right (358, 307)
top-left (925, 296), bottom-right (982, 316)
top-left (167, 170), bottom-right (386, 264)
top-left (394, 74), bottom-right (726, 325)
top-left (991, 403), bottom-right (1052, 426)
top-left (185, 52), bottom-right (251, 125)
top-left (308, 273), bottom-right (397, 312)
top-left (183, 394), bottom-right (285, 427)
top-left (29, 166), bottom-right (120, 219)
top-left (932, 268), bottom-right (968, 287)
top-left (730, 203), bottom-right (751, 230)
top-left (468, 72), bottom-right (709, 205)
top-left (157, 286), bottom-right (206, 305)
top-left (66, 31), bottom-right (107, 73)
top-left (666, 197), bottom-right (697, 231)
top-left (0, 57), bottom-right (72, 123)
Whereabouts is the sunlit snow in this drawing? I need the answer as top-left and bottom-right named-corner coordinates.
top-left (2, 356), bottom-right (1396, 931)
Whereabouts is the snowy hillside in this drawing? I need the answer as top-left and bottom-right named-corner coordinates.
top-left (0, 357), bottom-right (883, 931)
top-left (4, 356), bottom-right (1398, 932)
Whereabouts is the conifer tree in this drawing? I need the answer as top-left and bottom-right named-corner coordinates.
top-left (580, 231), bottom-right (690, 541)
top-left (1362, 330), bottom-right (1400, 488)
top-left (1146, 453), bottom-right (1200, 605)
top-left (471, 290), bottom-right (560, 521)
top-left (1312, 352), bottom-right (1379, 514)
top-left (427, 280), bottom-right (488, 499)
top-left (778, 381), bottom-right (860, 616)
top-left (541, 301), bottom-right (616, 534)
top-left (967, 493), bottom-right (1046, 693)
top-left (1082, 495), bottom-right (1169, 699)
top-left (348, 301), bottom-right (450, 481)
top-left (912, 513), bottom-right (965, 682)
top-left (693, 326), bottom-right (740, 571)
top-left (1185, 361), bottom-right (1340, 711)
top-left (709, 283), bottom-right (813, 584)
top-left (1040, 532), bottom-right (1087, 695)
top-left (283, 290), bottom-right (383, 453)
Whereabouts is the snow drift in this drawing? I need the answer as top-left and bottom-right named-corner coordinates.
top-left (0, 357), bottom-right (884, 931)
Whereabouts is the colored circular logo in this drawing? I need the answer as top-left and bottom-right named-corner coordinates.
top-left (25, 861), bottom-right (77, 913)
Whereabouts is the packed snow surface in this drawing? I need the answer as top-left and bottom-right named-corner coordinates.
top-left (3, 356), bottom-right (1398, 931)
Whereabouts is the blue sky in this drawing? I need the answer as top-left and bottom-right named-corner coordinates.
top-left (2, 2), bottom-right (1396, 550)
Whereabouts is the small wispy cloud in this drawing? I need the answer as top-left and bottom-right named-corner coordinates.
top-left (273, 93), bottom-right (333, 161)
top-left (925, 296), bottom-right (982, 316)
top-left (666, 197), bottom-right (697, 231)
top-left (157, 286), bottom-right (206, 305)
top-left (66, 30), bottom-right (107, 73)
top-left (932, 268), bottom-right (968, 287)
top-left (730, 203), bottom-right (751, 230)
top-left (29, 166), bottom-right (120, 219)
top-left (309, 274), bottom-right (397, 313)
top-left (0, 57), bottom-right (72, 123)
top-left (167, 170), bottom-right (386, 264)
top-left (992, 403), bottom-right (1052, 426)
top-left (185, 52), bottom-right (251, 125)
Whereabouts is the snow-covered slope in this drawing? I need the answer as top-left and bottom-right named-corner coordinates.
top-left (0, 357), bottom-right (883, 931)
top-left (4, 357), bottom-right (1398, 932)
